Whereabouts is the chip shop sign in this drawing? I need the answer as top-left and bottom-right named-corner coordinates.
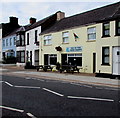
top-left (66, 46), bottom-right (83, 52)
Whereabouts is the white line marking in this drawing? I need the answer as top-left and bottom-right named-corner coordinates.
top-left (83, 85), bottom-right (92, 88)
top-left (0, 105), bottom-right (24, 113)
top-left (43, 88), bottom-right (64, 97)
top-left (95, 87), bottom-right (103, 89)
top-left (67, 96), bottom-right (114, 102)
top-left (4, 81), bottom-right (13, 87)
top-left (14, 85), bottom-right (40, 89)
top-left (104, 88), bottom-right (118, 91)
top-left (25, 77), bottom-right (31, 80)
top-left (27, 112), bottom-right (37, 118)
top-left (70, 83), bottom-right (82, 86)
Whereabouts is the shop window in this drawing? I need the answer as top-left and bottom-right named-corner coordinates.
top-left (116, 20), bottom-right (120, 36)
top-left (102, 22), bottom-right (110, 37)
top-left (44, 54), bottom-right (57, 65)
top-left (62, 32), bottom-right (69, 43)
top-left (102, 47), bottom-right (110, 65)
top-left (67, 54), bottom-right (82, 66)
top-left (87, 27), bottom-right (96, 41)
top-left (44, 35), bottom-right (52, 45)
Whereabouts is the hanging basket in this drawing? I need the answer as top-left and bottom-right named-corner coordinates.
top-left (55, 46), bottom-right (62, 51)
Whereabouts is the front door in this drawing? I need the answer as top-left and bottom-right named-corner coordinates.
top-left (113, 47), bottom-right (120, 75)
top-left (93, 53), bottom-right (96, 73)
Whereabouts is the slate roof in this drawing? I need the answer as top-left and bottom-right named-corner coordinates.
top-left (40, 2), bottom-right (120, 35)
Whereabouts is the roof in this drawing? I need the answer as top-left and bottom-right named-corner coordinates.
top-left (16, 13), bottom-right (57, 32)
top-left (40, 2), bottom-right (120, 35)
top-left (2, 27), bottom-right (20, 38)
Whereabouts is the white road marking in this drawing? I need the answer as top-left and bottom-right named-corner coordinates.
top-left (104, 88), bottom-right (118, 91)
top-left (70, 83), bottom-right (82, 86)
top-left (67, 96), bottom-right (114, 102)
top-left (83, 85), bottom-right (92, 88)
top-left (43, 88), bottom-right (64, 97)
top-left (25, 77), bottom-right (31, 80)
top-left (14, 85), bottom-right (40, 89)
top-left (95, 87), bottom-right (103, 90)
top-left (4, 81), bottom-right (13, 87)
top-left (27, 112), bottom-right (37, 118)
top-left (0, 105), bottom-right (24, 113)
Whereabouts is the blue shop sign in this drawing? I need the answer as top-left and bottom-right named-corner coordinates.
top-left (66, 46), bottom-right (82, 52)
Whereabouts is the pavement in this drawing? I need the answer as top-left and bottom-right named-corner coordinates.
top-left (1, 65), bottom-right (120, 88)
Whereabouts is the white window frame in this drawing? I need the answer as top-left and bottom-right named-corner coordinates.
top-left (6, 39), bottom-right (8, 46)
top-left (10, 38), bottom-right (12, 46)
top-left (62, 32), bottom-right (69, 43)
top-left (3, 39), bottom-right (5, 47)
top-left (87, 27), bottom-right (96, 41)
top-left (44, 35), bottom-right (52, 45)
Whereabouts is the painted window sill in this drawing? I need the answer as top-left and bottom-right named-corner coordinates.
top-left (86, 40), bottom-right (96, 42)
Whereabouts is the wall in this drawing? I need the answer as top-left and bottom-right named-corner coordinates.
top-left (40, 24), bottom-right (97, 73)
top-left (0, 28), bottom-right (2, 62)
top-left (96, 21), bottom-right (119, 74)
top-left (26, 26), bottom-right (41, 66)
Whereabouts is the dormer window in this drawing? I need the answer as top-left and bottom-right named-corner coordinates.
top-left (116, 20), bottom-right (120, 36)
top-left (102, 22), bottom-right (110, 37)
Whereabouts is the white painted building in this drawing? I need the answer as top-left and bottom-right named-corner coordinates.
top-left (0, 27), bottom-right (2, 62)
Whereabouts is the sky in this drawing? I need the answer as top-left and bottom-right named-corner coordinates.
top-left (0, 0), bottom-right (119, 25)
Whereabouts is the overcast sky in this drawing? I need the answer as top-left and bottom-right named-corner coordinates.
top-left (0, 0), bottom-right (119, 25)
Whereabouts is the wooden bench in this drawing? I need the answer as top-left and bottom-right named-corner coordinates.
top-left (36, 65), bottom-right (53, 72)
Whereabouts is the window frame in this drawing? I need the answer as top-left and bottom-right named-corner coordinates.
top-left (115, 20), bottom-right (120, 36)
top-left (102, 47), bottom-right (110, 65)
top-left (102, 22), bottom-right (110, 37)
top-left (62, 32), bottom-right (69, 43)
top-left (27, 33), bottom-right (29, 45)
top-left (17, 51), bottom-right (25, 63)
top-left (44, 35), bottom-right (52, 45)
top-left (87, 27), bottom-right (96, 41)
top-left (35, 30), bottom-right (38, 43)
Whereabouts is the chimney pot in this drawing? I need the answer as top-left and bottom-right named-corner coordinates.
top-left (56, 11), bottom-right (65, 21)
top-left (30, 17), bottom-right (36, 24)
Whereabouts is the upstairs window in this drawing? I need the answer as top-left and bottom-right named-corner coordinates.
top-left (102, 22), bottom-right (110, 37)
top-left (44, 35), bottom-right (52, 45)
top-left (3, 39), bottom-right (5, 47)
top-left (14, 37), bottom-right (16, 45)
top-left (102, 47), bottom-right (110, 65)
top-left (62, 32), bottom-right (69, 43)
top-left (35, 30), bottom-right (38, 42)
top-left (87, 27), bottom-right (96, 41)
top-left (10, 38), bottom-right (12, 46)
top-left (116, 20), bottom-right (120, 36)
top-left (27, 33), bottom-right (29, 45)
top-left (6, 39), bottom-right (8, 46)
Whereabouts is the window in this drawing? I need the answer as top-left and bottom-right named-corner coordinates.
top-left (14, 37), bottom-right (16, 45)
top-left (102, 47), bottom-right (110, 65)
top-left (102, 22), bottom-right (110, 37)
top-left (87, 27), bottom-right (96, 40)
top-left (44, 35), bottom-right (52, 45)
top-left (116, 20), bottom-right (120, 36)
top-left (17, 51), bottom-right (25, 63)
top-left (44, 54), bottom-right (57, 65)
top-left (67, 54), bottom-right (82, 66)
top-left (3, 39), bottom-right (5, 47)
top-left (27, 33), bottom-right (29, 45)
top-left (35, 30), bottom-right (38, 42)
top-left (10, 38), bottom-right (12, 46)
top-left (6, 39), bottom-right (8, 46)
top-left (62, 32), bottom-right (69, 43)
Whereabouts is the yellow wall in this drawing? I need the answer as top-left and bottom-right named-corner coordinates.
top-left (39, 20), bottom-right (119, 74)
top-left (40, 24), bottom-right (97, 73)
top-left (96, 21), bottom-right (119, 74)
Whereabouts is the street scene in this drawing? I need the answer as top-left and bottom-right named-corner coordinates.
top-left (0, 65), bottom-right (120, 117)
top-left (0, 1), bottom-right (120, 117)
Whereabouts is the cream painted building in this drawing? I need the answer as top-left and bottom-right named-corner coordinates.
top-left (39, 2), bottom-right (120, 77)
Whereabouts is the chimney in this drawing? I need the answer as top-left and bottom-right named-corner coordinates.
top-left (56, 11), bottom-right (65, 21)
top-left (30, 17), bottom-right (36, 24)
top-left (9, 17), bottom-right (18, 25)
